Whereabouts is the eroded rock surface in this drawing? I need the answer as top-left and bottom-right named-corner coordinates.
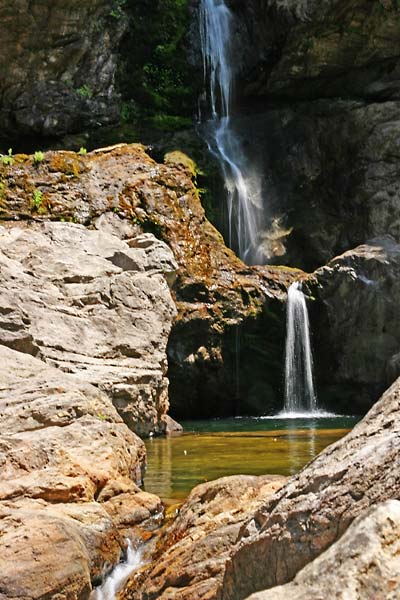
top-left (121, 475), bottom-right (286, 600)
top-left (0, 221), bottom-right (177, 436)
top-left (220, 377), bottom-right (400, 599)
top-left (245, 500), bottom-right (400, 600)
top-left (0, 345), bottom-right (163, 599)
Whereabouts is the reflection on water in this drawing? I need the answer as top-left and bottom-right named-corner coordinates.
top-left (144, 416), bottom-right (359, 504)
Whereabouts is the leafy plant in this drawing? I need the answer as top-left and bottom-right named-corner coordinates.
top-left (78, 147), bottom-right (87, 155)
top-left (1, 148), bottom-right (14, 166)
top-left (33, 151), bottom-right (44, 165)
top-left (31, 189), bottom-right (43, 211)
top-left (76, 85), bottom-right (93, 99)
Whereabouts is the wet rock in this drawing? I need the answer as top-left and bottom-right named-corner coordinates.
top-left (0, 220), bottom-right (177, 436)
top-left (309, 236), bottom-right (400, 413)
top-left (221, 377), bottom-right (400, 599)
top-left (245, 500), bottom-right (400, 600)
top-left (121, 474), bottom-right (286, 600)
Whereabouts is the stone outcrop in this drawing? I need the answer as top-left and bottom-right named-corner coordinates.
top-left (0, 345), bottom-right (163, 599)
top-left (309, 236), bottom-right (400, 413)
top-left (245, 500), bottom-right (400, 600)
top-left (220, 376), bottom-right (400, 599)
top-left (0, 0), bottom-right (126, 138)
top-left (0, 144), bottom-right (298, 418)
top-left (121, 475), bottom-right (286, 600)
top-left (0, 221), bottom-right (177, 436)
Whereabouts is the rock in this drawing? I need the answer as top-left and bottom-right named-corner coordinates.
top-left (121, 474), bottom-right (286, 600)
top-left (309, 235), bottom-right (400, 413)
top-left (220, 377), bottom-right (400, 599)
top-left (0, 144), bottom-right (298, 418)
top-left (0, 345), bottom-right (163, 598)
top-left (0, 0), bottom-right (126, 138)
top-left (227, 0), bottom-right (400, 102)
top-left (0, 220), bottom-right (177, 436)
top-left (245, 500), bottom-right (400, 600)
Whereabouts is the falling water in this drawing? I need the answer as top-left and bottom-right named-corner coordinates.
top-left (284, 282), bottom-right (317, 414)
top-left (93, 541), bottom-right (143, 600)
top-left (198, 0), bottom-right (264, 264)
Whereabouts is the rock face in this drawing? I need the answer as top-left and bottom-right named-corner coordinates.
top-left (309, 236), bottom-right (400, 413)
top-left (0, 0), bottom-right (126, 138)
top-left (0, 221), bottom-right (177, 436)
top-left (228, 0), bottom-right (400, 102)
top-left (0, 144), bottom-right (298, 418)
top-left (0, 345), bottom-right (163, 599)
top-left (122, 475), bottom-right (286, 600)
top-left (245, 500), bottom-right (400, 600)
top-left (220, 376), bottom-right (400, 599)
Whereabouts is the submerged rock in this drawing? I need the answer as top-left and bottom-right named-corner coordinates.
top-left (245, 500), bottom-right (400, 600)
top-left (221, 377), bottom-right (400, 599)
top-left (121, 475), bottom-right (286, 600)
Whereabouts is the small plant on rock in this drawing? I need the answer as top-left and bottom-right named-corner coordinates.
top-left (76, 85), bottom-right (93, 99)
top-left (33, 151), bottom-right (44, 165)
top-left (78, 147), bottom-right (87, 155)
top-left (31, 189), bottom-right (43, 211)
top-left (1, 148), bottom-right (14, 166)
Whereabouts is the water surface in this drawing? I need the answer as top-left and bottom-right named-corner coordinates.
top-left (144, 416), bottom-right (359, 504)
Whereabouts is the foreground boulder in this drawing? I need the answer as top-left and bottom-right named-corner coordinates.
top-left (221, 377), bottom-right (400, 599)
top-left (122, 475), bottom-right (286, 600)
top-left (0, 345), bottom-right (162, 598)
top-left (246, 500), bottom-right (400, 600)
top-left (309, 236), bottom-right (400, 413)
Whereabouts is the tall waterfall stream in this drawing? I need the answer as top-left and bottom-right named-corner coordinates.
top-left (199, 0), bottom-right (265, 264)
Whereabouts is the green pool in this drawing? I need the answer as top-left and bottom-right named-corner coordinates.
top-left (143, 415), bottom-right (360, 504)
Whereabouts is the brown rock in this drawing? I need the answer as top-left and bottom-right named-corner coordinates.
top-left (245, 500), bottom-right (400, 600)
top-left (121, 474), bottom-right (286, 600)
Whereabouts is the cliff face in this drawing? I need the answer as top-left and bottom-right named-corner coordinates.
top-left (0, 0), bottom-right (126, 138)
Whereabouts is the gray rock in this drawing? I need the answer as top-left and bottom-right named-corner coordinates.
top-left (245, 500), bottom-right (400, 600)
top-left (0, 222), bottom-right (177, 436)
top-left (309, 235), bottom-right (400, 412)
top-left (221, 377), bottom-right (400, 599)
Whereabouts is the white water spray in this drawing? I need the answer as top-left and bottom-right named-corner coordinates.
top-left (199, 0), bottom-right (264, 264)
top-left (284, 282), bottom-right (317, 414)
top-left (94, 541), bottom-right (143, 600)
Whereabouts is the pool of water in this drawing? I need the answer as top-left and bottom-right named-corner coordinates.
top-left (144, 415), bottom-right (360, 504)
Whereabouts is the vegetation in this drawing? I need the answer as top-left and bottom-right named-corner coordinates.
top-left (31, 189), bottom-right (43, 211)
top-left (117, 0), bottom-right (200, 132)
top-left (76, 85), bottom-right (93, 99)
top-left (33, 151), bottom-right (44, 165)
top-left (1, 148), bottom-right (14, 166)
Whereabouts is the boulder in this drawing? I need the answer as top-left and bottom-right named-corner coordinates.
top-left (245, 500), bottom-right (400, 600)
top-left (121, 475), bottom-right (286, 600)
top-left (221, 376), bottom-right (400, 599)
top-left (0, 221), bottom-right (177, 436)
top-left (0, 345), bottom-right (163, 598)
top-left (309, 235), bottom-right (400, 413)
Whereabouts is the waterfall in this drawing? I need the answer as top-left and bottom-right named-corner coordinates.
top-left (93, 541), bottom-right (143, 600)
top-left (284, 282), bottom-right (317, 414)
top-left (198, 0), bottom-right (264, 264)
